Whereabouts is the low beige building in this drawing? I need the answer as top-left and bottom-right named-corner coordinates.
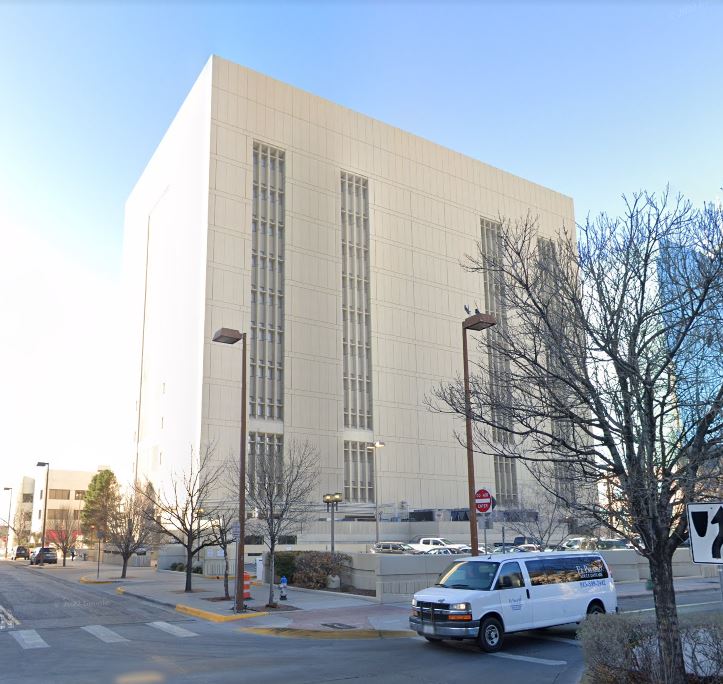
top-left (123, 56), bottom-right (577, 545)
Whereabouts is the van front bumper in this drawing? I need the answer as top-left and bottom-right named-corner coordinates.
top-left (409, 616), bottom-right (480, 639)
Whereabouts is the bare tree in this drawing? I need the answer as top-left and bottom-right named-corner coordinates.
top-left (47, 506), bottom-right (80, 566)
top-left (205, 509), bottom-right (237, 600)
top-left (11, 509), bottom-right (31, 547)
top-left (138, 446), bottom-right (226, 592)
top-left (502, 481), bottom-right (571, 550)
top-left (434, 191), bottom-right (723, 684)
top-left (231, 440), bottom-right (319, 607)
top-left (107, 490), bottom-right (154, 579)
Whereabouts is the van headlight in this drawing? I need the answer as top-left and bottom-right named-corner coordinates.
top-left (411, 598), bottom-right (417, 607)
top-left (450, 602), bottom-right (470, 611)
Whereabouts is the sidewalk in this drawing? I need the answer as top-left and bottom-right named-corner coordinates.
top-left (16, 560), bottom-right (721, 637)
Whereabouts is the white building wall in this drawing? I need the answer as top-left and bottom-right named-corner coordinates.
top-left (123, 59), bottom-right (214, 493)
top-left (129, 55), bottom-right (576, 519)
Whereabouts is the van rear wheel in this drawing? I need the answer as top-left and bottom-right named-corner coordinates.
top-left (478, 616), bottom-right (504, 652)
top-left (587, 602), bottom-right (605, 616)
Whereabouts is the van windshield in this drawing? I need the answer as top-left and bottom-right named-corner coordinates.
top-left (435, 561), bottom-right (499, 590)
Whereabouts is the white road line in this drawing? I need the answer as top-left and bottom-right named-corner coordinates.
top-left (147, 621), bottom-right (198, 638)
top-left (10, 630), bottom-right (49, 649)
top-left (489, 652), bottom-right (567, 666)
top-left (0, 605), bottom-right (20, 629)
top-left (81, 625), bottom-right (129, 643)
top-left (624, 600), bottom-right (722, 614)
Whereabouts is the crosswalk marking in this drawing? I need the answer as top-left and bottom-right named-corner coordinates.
top-left (147, 621), bottom-right (198, 638)
top-left (81, 624), bottom-right (129, 643)
top-left (489, 652), bottom-right (567, 666)
top-left (0, 605), bottom-right (20, 630)
top-left (10, 630), bottom-right (49, 649)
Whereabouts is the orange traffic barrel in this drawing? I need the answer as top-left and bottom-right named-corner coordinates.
top-left (243, 571), bottom-right (251, 599)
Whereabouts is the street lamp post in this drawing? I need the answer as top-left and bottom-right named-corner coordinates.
top-left (36, 462), bottom-right (50, 566)
top-left (212, 327), bottom-right (247, 613)
top-left (462, 312), bottom-right (496, 557)
top-left (3, 487), bottom-right (12, 559)
top-left (366, 442), bottom-right (385, 544)
top-left (323, 493), bottom-right (342, 552)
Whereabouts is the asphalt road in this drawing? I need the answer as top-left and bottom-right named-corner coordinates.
top-left (0, 562), bottom-right (720, 684)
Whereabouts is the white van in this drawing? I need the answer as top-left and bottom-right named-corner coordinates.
top-left (409, 551), bottom-right (617, 651)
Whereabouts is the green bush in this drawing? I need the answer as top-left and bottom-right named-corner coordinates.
top-left (292, 552), bottom-right (351, 589)
top-left (578, 612), bottom-right (723, 683)
top-left (176, 562), bottom-right (185, 572)
top-left (273, 551), bottom-right (303, 583)
top-left (169, 562), bottom-right (179, 571)
top-left (192, 565), bottom-right (203, 574)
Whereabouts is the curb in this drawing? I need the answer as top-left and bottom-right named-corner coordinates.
top-left (79, 576), bottom-right (119, 585)
top-left (116, 587), bottom-right (271, 622)
top-left (238, 626), bottom-right (417, 640)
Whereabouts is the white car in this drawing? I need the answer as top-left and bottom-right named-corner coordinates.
top-left (408, 537), bottom-right (469, 553)
top-left (410, 551), bottom-right (617, 651)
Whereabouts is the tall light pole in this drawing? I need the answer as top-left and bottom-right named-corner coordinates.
top-left (367, 442), bottom-right (385, 544)
top-left (323, 493), bottom-right (342, 552)
top-left (212, 327), bottom-right (247, 613)
top-left (462, 312), bottom-right (496, 556)
top-left (3, 487), bottom-right (12, 559)
top-left (36, 462), bottom-right (50, 566)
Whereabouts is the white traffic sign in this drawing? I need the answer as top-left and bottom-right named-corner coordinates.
top-left (687, 502), bottom-right (723, 564)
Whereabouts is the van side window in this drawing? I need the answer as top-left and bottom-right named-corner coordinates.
top-left (526, 559), bottom-right (547, 586)
top-left (576, 555), bottom-right (608, 580)
top-left (495, 562), bottom-right (524, 590)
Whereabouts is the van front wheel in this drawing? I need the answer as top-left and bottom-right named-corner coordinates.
top-left (478, 616), bottom-right (504, 652)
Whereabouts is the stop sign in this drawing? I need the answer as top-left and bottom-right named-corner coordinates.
top-left (475, 488), bottom-right (495, 513)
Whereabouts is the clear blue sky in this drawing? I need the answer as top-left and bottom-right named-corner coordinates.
top-left (0, 1), bottom-right (721, 484)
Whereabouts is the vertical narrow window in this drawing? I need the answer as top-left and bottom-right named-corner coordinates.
top-left (481, 218), bottom-right (518, 507)
top-left (248, 432), bottom-right (283, 496)
top-left (252, 142), bottom-right (285, 422)
top-left (341, 172), bottom-right (372, 430)
top-left (343, 441), bottom-right (374, 503)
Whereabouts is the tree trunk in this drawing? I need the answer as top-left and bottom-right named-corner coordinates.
top-left (268, 546), bottom-right (275, 607)
top-left (649, 554), bottom-right (686, 684)
top-left (223, 550), bottom-right (230, 599)
top-left (62, 553), bottom-right (67, 567)
top-left (121, 555), bottom-right (129, 579)
top-left (185, 549), bottom-right (193, 592)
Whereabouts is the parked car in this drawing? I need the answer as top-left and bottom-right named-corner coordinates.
top-left (370, 542), bottom-right (420, 554)
top-left (29, 547), bottom-right (58, 565)
top-left (425, 547), bottom-right (456, 555)
top-left (408, 536), bottom-right (470, 553)
top-left (492, 545), bottom-right (524, 554)
top-left (12, 546), bottom-right (29, 560)
top-left (596, 538), bottom-right (628, 550)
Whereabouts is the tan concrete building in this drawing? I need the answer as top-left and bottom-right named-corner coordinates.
top-left (123, 56), bottom-right (575, 540)
top-left (31, 467), bottom-right (95, 545)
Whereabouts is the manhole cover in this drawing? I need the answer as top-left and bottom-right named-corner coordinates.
top-left (321, 623), bottom-right (356, 630)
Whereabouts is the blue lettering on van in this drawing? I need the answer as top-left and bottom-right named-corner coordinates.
top-left (580, 579), bottom-right (607, 588)
top-left (509, 597), bottom-right (523, 611)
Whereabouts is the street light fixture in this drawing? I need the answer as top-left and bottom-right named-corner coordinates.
top-left (212, 326), bottom-right (247, 613)
top-left (36, 462), bottom-right (50, 566)
top-left (323, 493), bottom-right (342, 552)
top-left (462, 312), bottom-right (496, 557)
top-left (3, 487), bottom-right (12, 559)
top-left (366, 442), bottom-right (385, 544)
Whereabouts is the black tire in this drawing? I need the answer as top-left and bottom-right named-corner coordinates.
top-left (478, 616), bottom-right (504, 652)
top-left (424, 636), bottom-right (442, 643)
top-left (587, 602), bottom-right (605, 616)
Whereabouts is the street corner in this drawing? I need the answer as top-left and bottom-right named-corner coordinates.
top-left (237, 625), bottom-right (417, 639)
top-left (175, 603), bottom-right (271, 623)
